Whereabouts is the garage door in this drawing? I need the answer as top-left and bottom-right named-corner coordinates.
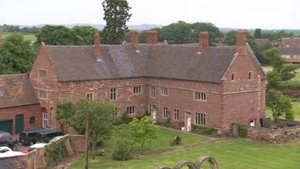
top-left (0, 120), bottom-right (13, 134)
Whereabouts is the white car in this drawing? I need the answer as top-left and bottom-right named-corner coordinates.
top-left (0, 146), bottom-right (25, 158)
top-left (29, 135), bottom-right (65, 149)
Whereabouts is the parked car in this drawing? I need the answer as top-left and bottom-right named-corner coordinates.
top-left (0, 146), bottom-right (25, 158)
top-left (36, 129), bottom-right (63, 143)
top-left (19, 128), bottom-right (46, 146)
top-left (19, 128), bottom-right (63, 146)
top-left (0, 131), bottom-right (18, 150)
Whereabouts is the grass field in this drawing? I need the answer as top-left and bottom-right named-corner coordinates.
top-left (69, 130), bottom-right (300, 169)
top-left (0, 32), bottom-right (36, 43)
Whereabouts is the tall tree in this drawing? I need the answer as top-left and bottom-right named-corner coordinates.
top-left (0, 33), bottom-right (35, 74)
top-left (102, 0), bottom-right (132, 44)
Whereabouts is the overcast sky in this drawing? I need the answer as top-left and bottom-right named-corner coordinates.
top-left (0, 0), bottom-right (299, 29)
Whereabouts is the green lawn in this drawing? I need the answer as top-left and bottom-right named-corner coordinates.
top-left (0, 32), bottom-right (36, 43)
top-left (70, 139), bottom-right (300, 169)
top-left (292, 102), bottom-right (300, 120)
top-left (109, 126), bottom-right (208, 152)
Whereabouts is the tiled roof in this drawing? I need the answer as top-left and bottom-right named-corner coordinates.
top-left (44, 43), bottom-right (265, 83)
top-left (280, 38), bottom-right (300, 47)
top-left (278, 47), bottom-right (300, 55)
top-left (0, 73), bottom-right (39, 109)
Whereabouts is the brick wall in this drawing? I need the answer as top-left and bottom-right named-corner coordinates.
top-left (30, 44), bottom-right (266, 134)
top-left (0, 104), bottom-right (42, 135)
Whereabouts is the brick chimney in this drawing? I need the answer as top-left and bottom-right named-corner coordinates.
top-left (198, 31), bottom-right (209, 52)
top-left (146, 30), bottom-right (158, 44)
top-left (130, 30), bottom-right (139, 50)
top-left (94, 32), bottom-right (102, 61)
top-left (236, 30), bottom-right (248, 54)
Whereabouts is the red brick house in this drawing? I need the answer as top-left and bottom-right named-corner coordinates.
top-left (0, 73), bottom-right (42, 134)
top-left (30, 30), bottom-right (266, 134)
top-left (278, 38), bottom-right (300, 63)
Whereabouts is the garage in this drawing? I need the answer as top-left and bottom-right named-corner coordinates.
top-left (0, 119), bottom-right (13, 134)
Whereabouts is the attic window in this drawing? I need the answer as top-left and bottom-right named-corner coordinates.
top-left (38, 69), bottom-right (47, 78)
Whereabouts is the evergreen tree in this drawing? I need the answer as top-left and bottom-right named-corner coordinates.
top-left (102, 0), bottom-right (132, 44)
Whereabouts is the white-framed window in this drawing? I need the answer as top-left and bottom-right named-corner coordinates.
top-left (127, 106), bottom-right (135, 114)
top-left (42, 112), bottom-right (48, 128)
top-left (86, 92), bottom-right (94, 102)
top-left (195, 113), bottom-right (207, 125)
top-left (38, 90), bottom-right (47, 99)
top-left (150, 86), bottom-right (156, 98)
top-left (174, 109), bottom-right (179, 120)
top-left (133, 86), bottom-right (142, 94)
top-left (110, 88), bottom-right (117, 100)
top-left (161, 87), bottom-right (169, 96)
top-left (194, 92), bottom-right (207, 101)
top-left (163, 107), bottom-right (170, 118)
top-left (38, 69), bottom-right (47, 78)
top-left (248, 71), bottom-right (253, 80)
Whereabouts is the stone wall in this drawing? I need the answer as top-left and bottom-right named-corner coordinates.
top-left (10, 135), bottom-right (86, 169)
top-left (247, 125), bottom-right (300, 144)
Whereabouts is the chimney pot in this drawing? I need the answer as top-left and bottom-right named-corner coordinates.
top-left (198, 31), bottom-right (209, 52)
top-left (94, 32), bottom-right (102, 61)
top-left (236, 30), bottom-right (248, 54)
top-left (130, 30), bottom-right (139, 50)
top-left (146, 30), bottom-right (158, 44)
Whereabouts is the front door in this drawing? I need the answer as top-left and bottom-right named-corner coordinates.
top-left (43, 112), bottom-right (48, 128)
top-left (15, 114), bottom-right (24, 134)
top-left (186, 115), bottom-right (192, 132)
top-left (151, 111), bottom-right (157, 123)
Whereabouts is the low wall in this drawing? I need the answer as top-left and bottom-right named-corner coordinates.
top-left (14, 135), bottom-right (86, 169)
top-left (247, 126), bottom-right (300, 144)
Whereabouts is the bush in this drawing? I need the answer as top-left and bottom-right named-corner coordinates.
top-left (237, 124), bottom-right (247, 137)
top-left (191, 124), bottom-right (217, 135)
top-left (112, 138), bottom-right (134, 161)
top-left (45, 138), bottom-right (67, 164)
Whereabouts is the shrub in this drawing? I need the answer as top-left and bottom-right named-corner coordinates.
top-left (112, 138), bottom-right (134, 161)
top-left (285, 110), bottom-right (295, 120)
top-left (45, 138), bottom-right (67, 164)
top-left (191, 124), bottom-right (217, 135)
top-left (237, 124), bottom-right (247, 137)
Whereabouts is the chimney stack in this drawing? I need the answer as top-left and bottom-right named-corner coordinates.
top-left (236, 30), bottom-right (248, 54)
top-left (94, 32), bottom-right (102, 61)
top-left (130, 30), bottom-right (139, 50)
top-left (146, 30), bottom-right (158, 44)
top-left (198, 31), bottom-right (209, 52)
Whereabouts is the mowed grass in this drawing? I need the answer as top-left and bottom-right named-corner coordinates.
top-left (0, 32), bottom-right (36, 43)
top-left (70, 139), bottom-right (300, 169)
top-left (292, 102), bottom-right (300, 120)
